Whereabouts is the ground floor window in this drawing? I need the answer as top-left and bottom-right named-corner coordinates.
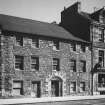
top-left (31, 81), bottom-right (41, 97)
top-left (100, 91), bottom-right (105, 95)
top-left (70, 82), bottom-right (76, 93)
top-left (80, 82), bottom-right (85, 92)
top-left (13, 81), bottom-right (23, 96)
top-left (98, 74), bottom-right (105, 87)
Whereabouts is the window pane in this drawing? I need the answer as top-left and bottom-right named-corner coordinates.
top-left (16, 36), bottom-right (23, 46)
top-left (99, 29), bottom-right (104, 42)
top-left (13, 82), bottom-right (21, 88)
top-left (80, 61), bottom-right (86, 72)
top-left (13, 81), bottom-right (23, 95)
top-left (32, 38), bottom-right (39, 48)
top-left (53, 58), bottom-right (59, 71)
top-left (53, 41), bottom-right (59, 50)
top-left (99, 50), bottom-right (104, 66)
top-left (31, 57), bottom-right (39, 70)
top-left (80, 82), bottom-right (85, 92)
top-left (13, 89), bottom-right (21, 95)
top-left (70, 60), bottom-right (76, 72)
top-left (71, 43), bottom-right (76, 51)
top-left (70, 82), bottom-right (76, 92)
top-left (81, 45), bottom-right (85, 52)
top-left (31, 57), bottom-right (37, 64)
top-left (15, 55), bottom-right (24, 70)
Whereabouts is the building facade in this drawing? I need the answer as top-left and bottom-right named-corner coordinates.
top-left (0, 14), bottom-right (91, 97)
top-left (60, 2), bottom-right (105, 95)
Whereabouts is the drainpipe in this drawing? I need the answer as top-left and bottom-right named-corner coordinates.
top-left (91, 44), bottom-right (93, 95)
top-left (91, 24), bottom-right (94, 95)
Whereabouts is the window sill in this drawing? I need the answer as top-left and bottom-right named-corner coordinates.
top-left (53, 49), bottom-right (60, 51)
top-left (15, 69), bottom-right (24, 71)
top-left (31, 46), bottom-right (39, 49)
top-left (31, 69), bottom-right (39, 71)
top-left (52, 69), bottom-right (60, 72)
top-left (15, 44), bottom-right (23, 47)
top-left (70, 91), bottom-right (76, 93)
top-left (79, 91), bottom-right (85, 93)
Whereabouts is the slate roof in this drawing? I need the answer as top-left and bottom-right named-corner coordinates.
top-left (0, 14), bottom-right (88, 43)
top-left (79, 12), bottom-right (92, 21)
top-left (79, 8), bottom-right (105, 22)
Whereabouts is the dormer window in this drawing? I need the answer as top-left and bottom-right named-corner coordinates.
top-left (32, 38), bottom-right (39, 48)
top-left (16, 36), bottom-right (23, 46)
top-left (71, 43), bottom-right (76, 51)
top-left (99, 14), bottom-right (105, 23)
top-left (53, 40), bottom-right (59, 50)
top-left (81, 45), bottom-right (85, 52)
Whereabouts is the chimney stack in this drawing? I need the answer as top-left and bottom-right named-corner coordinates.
top-left (77, 2), bottom-right (81, 13)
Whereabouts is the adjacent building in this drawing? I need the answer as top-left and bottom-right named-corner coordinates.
top-left (60, 2), bottom-right (105, 95)
top-left (0, 14), bottom-right (91, 97)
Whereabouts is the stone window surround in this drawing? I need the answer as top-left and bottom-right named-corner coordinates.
top-left (15, 55), bottom-right (24, 70)
top-left (99, 50), bottom-right (104, 67)
top-left (31, 56), bottom-right (39, 71)
top-left (80, 82), bottom-right (85, 92)
top-left (79, 60), bottom-right (86, 72)
top-left (12, 80), bottom-right (23, 96)
top-left (15, 36), bottom-right (23, 46)
top-left (70, 59), bottom-right (76, 72)
top-left (52, 40), bottom-right (59, 50)
top-left (70, 81), bottom-right (76, 93)
top-left (52, 58), bottom-right (60, 71)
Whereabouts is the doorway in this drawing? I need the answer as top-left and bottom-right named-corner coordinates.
top-left (32, 81), bottom-right (41, 97)
top-left (51, 77), bottom-right (62, 97)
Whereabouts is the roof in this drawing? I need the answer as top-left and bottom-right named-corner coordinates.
top-left (79, 8), bottom-right (105, 23)
top-left (0, 14), bottom-right (88, 43)
top-left (79, 12), bottom-right (92, 21)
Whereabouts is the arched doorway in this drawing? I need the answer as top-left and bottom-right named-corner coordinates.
top-left (51, 77), bottom-right (62, 97)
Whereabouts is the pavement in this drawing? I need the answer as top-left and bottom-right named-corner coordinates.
top-left (0, 95), bottom-right (105, 105)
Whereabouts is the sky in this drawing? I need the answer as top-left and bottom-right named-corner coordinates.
top-left (0, 0), bottom-right (105, 23)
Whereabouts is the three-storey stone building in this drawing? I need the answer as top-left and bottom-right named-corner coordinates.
top-left (0, 14), bottom-right (91, 97)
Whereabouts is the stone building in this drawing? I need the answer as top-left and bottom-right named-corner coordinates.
top-left (0, 14), bottom-right (91, 97)
top-left (60, 2), bottom-right (105, 95)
